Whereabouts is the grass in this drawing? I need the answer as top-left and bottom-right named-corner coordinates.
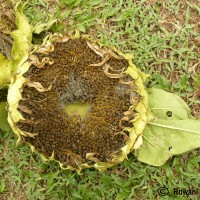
top-left (0, 0), bottom-right (200, 199)
top-left (1, 131), bottom-right (199, 199)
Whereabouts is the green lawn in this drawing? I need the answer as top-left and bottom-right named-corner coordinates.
top-left (0, 0), bottom-right (200, 199)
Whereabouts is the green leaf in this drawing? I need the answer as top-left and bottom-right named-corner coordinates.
top-left (77, 24), bottom-right (86, 33)
top-left (192, 75), bottom-right (200, 87)
top-left (15, 3), bottom-right (32, 42)
top-left (50, 22), bottom-right (65, 33)
top-left (59, 10), bottom-right (71, 20)
top-left (135, 119), bottom-right (200, 166)
top-left (88, 0), bottom-right (104, 6)
top-left (0, 102), bottom-right (11, 132)
top-left (147, 88), bottom-right (191, 120)
top-left (33, 15), bottom-right (57, 34)
top-left (0, 180), bottom-right (6, 193)
top-left (135, 88), bottom-right (200, 166)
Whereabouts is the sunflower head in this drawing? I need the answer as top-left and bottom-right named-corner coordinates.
top-left (7, 32), bottom-right (149, 172)
top-left (7, 23), bottom-right (148, 172)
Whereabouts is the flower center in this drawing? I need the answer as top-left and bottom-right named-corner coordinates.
top-left (64, 103), bottom-right (90, 119)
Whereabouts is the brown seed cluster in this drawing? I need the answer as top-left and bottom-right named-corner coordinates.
top-left (17, 39), bottom-right (136, 168)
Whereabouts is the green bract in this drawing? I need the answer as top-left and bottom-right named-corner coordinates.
top-left (0, 53), bottom-right (13, 89)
